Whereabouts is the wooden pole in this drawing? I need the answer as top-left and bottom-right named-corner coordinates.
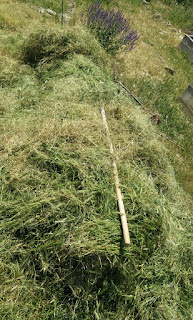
top-left (115, 80), bottom-right (149, 113)
top-left (101, 107), bottom-right (130, 245)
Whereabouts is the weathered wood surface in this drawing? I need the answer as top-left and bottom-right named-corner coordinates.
top-left (179, 81), bottom-right (193, 121)
top-left (178, 35), bottom-right (193, 64)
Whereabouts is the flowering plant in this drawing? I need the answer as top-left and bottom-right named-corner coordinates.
top-left (84, 1), bottom-right (139, 54)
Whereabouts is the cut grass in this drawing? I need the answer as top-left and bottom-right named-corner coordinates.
top-left (0, 0), bottom-right (193, 319)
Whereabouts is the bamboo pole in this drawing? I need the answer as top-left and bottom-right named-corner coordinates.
top-left (101, 107), bottom-right (130, 245)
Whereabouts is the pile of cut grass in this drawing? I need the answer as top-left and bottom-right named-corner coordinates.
top-left (0, 0), bottom-right (193, 319)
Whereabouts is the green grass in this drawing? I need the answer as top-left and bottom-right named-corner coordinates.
top-left (0, 0), bottom-right (193, 319)
top-left (17, 0), bottom-right (68, 13)
top-left (152, 0), bottom-right (193, 29)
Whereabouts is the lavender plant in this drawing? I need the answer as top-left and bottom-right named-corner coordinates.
top-left (84, 1), bottom-right (139, 54)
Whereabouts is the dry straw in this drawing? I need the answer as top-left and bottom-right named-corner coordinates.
top-left (101, 107), bottom-right (130, 245)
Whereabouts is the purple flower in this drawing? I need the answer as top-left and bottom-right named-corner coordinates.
top-left (84, 1), bottom-right (139, 53)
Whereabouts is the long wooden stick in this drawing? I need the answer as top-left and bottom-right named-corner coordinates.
top-left (115, 80), bottom-right (150, 113)
top-left (101, 107), bottom-right (130, 245)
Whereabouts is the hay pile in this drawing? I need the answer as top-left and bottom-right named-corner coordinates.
top-left (0, 1), bottom-right (193, 319)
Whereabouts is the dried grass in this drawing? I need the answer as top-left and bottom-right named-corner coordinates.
top-left (0, 0), bottom-right (193, 319)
